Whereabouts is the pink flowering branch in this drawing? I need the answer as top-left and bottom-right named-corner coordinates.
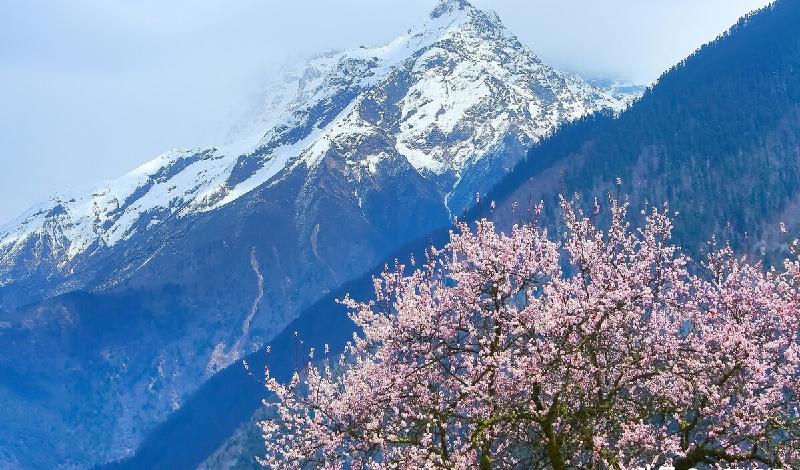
top-left (259, 197), bottom-right (800, 469)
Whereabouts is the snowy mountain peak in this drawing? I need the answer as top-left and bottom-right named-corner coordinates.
top-left (422, 0), bottom-right (503, 40)
top-left (430, 0), bottom-right (475, 19)
top-left (0, 1), bottom-right (637, 290)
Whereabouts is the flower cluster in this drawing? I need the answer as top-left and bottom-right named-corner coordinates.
top-left (259, 198), bottom-right (800, 469)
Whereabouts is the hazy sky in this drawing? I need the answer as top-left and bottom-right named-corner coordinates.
top-left (0, 0), bottom-right (773, 224)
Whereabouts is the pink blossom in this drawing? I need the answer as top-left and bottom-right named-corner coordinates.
top-left (260, 197), bottom-right (800, 469)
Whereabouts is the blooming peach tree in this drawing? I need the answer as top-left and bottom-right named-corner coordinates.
top-left (259, 198), bottom-right (800, 469)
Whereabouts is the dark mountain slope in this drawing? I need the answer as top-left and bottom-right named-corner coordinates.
top-left (103, 227), bottom-right (458, 469)
top-left (491, 0), bottom-right (800, 255)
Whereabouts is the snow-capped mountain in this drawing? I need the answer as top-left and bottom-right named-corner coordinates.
top-left (0, 0), bottom-right (639, 467)
top-left (0, 0), bottom-right (628, 296)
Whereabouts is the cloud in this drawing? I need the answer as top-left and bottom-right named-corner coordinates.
top-left (0, 0), bottom-right (773, 223)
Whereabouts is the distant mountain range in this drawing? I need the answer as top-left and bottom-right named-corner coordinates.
top-left (586, 78), bottom-right (647, 103)
top-left (0, 1), bottom-right (641, 468)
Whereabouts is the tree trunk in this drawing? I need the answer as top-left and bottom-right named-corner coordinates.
top-left (543, 426), bottom-right (565, 470)
top-left (479, 447), bottom-right (492, 470)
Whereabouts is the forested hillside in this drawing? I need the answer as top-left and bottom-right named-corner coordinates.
top-left (492, 0), bottom-right (800, 257)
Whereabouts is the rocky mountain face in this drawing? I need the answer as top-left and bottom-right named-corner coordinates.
top-left (0, 1), bottom-right (635, 468)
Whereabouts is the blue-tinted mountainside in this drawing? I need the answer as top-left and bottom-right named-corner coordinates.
top-left (492, 0), bottom-right (800, 257)
top-left (116, 1), bottom-right (800, 468)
